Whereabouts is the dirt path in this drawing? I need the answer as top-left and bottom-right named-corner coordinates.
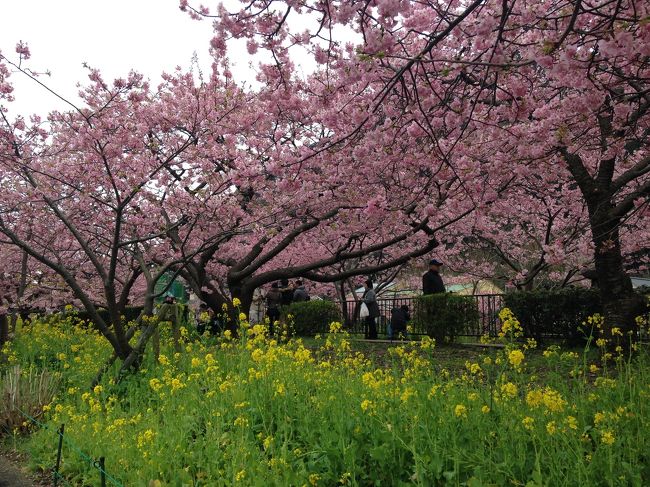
top-left (0, 451), bottom-right (47, 487)
top-left (0, 456), bottom-right (34, 487)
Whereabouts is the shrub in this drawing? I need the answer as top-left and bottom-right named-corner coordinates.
top-left (503, 288), bottom-right (601, 344)
top-left (413, 294), bottom-right (480, 342)
top-left (281, 300), bottom-right (341, 336)
top-left (0, 366), bottom-right (59, 436)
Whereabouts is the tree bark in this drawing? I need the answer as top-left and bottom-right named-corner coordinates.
top-left (589, 209), bottom-right (641, 342)
top-left (0, 314), bottom-right (8, 350)
top-left (562, 145), bottom-right (643, 344)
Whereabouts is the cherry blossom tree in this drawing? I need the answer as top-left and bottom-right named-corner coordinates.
top-left (440, 177), bottom-right (593, 290)
top-left (0, 47), bottom-right (238, 365)
top-left (188, 0), bottom-right (650, 335)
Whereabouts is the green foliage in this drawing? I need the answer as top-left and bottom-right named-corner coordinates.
top-left (282, 300), bottom-right (341, 336)
top-left (72, 306), bottom-right (144, 327)
top-left (503, 288), bottom-right (601, 343)
top-left (7, 314), bottom-right (650, 486)
top-left (413, 294), bottom-right (480, 342)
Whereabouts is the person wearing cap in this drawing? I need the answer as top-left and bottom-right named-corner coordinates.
top-left (423, 259), bottom-right (446, 295)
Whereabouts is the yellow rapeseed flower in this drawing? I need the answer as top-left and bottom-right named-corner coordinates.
top-left (566, 416), bottom-right (578, 430)
top-left (546, 421), bottom-right (557, 435)
top-left (263, 436), bottom-right (273, 450)
top-left (400, 388), bottom-right (415, 403)
top-left (329, 322), bottom-right (342, 333)
top-left (466, 362), bottom-right (482, 374)
top-left (524, 338), bottom-right (537, 350)
top-left (522, 417), bottom-right (535, 430)
top-left (508, 349), bottom-right (525, 369)
top-left (170, 378), bottom-right (185, 392)
top-left (360, 399), bottom-right (374, 413)
top-left (234, 416), bottom-right (249, 427)
top-left (420, 336), bottom-right (435, 350)
top-left (136, 429), bottom-right (155, 448)
top-left (454, 404), bottom-right (468, 418)
top-left (149, 378), bottom-right (162, 391)
top-left (501, 382), bottom-right (518, 399)
top-left (601, 431), bottom-right (615, 445)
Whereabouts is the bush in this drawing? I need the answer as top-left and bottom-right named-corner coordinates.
top-left (413, 294), bottom-right (480, 343)
top-left (282, 300), bottom-right (341, 336)
top-left (0, 366), bottom-right (59, 436)
top-left (503, 288), bottom-right (601, 344)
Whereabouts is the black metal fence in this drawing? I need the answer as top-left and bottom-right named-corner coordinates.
top-left (342, 294), bottom-right (505, 337)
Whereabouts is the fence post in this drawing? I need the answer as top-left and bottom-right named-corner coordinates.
top-left (99, 457), bottom-right (106, 487)
top-left (53, 423), bottom-right (65, 487)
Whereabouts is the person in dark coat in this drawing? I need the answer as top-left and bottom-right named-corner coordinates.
top-left (266, 282), bottom-right (282, 335)
top-left (362, 280), bottom-right (380, 339)
top-left (390, 303), bottom-right (410, 339)
top-left (293, 280), bottom-right (310, 302)
top-left (422, 259), bottom-right (446, 295)
top-left (279, 278), bottom-right (294, 306)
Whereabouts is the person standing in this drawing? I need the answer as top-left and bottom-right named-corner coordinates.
top-left (279, 278), bottom-right (294, 307)
top-left (293, 280), bottom-right (310, 302)
top-left (362, 280), bottom-right (380, 339)
top-left (390, 303), bottom-right (410, 339)
top-left (422, 259), bottom-right (446, 295)
top-left (266, 282), bottom-right (282, 335)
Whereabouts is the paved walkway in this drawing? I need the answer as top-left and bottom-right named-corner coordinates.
top-left (0, 455), bottom-right (36, 487)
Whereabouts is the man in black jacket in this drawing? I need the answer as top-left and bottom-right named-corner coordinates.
top-left (422, 259), bottom-right (446, 295)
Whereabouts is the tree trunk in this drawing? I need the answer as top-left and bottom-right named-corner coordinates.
top-left (115, 296), bottom-right (157, 381)
top-left (199, 289), bottom-right (229, 329)
top-left (0, 314), bottom-right (8, 349)
top-left (589, 208), bottom-right (642, 344)
top-left (228, 286), bottom-right (255, 332)
top-left (9, 313), bottom-right (18, 335)
top-left (237, 289), bottom-right (255, 318)
top-left (335, 281), bottom-right (350, 326)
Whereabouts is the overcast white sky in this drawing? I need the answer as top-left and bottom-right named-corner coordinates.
top-left (1, 0), bottom-right (312, 118)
